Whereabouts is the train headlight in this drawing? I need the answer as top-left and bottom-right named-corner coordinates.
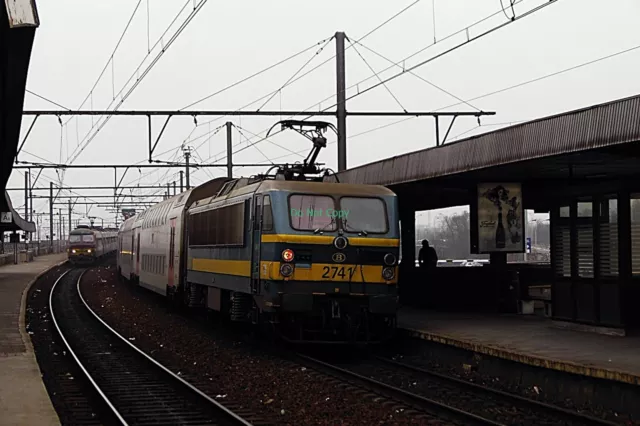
top-left (71, 249), bottom-right (76, 254)
top-left (280, 263), bottom-right (294, 277)
top-left (334, 236), bottom-right (348, 250)
top-left (384, 253), bottom-right (397, 266)
top-left (382, 267), bottom-right (395, 281)
top-left (87, 249), bottom-right (92, 253)
top-left (282, 249), bottom-right (294, 262)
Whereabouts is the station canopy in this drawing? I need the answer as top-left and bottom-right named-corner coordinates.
top-left (331, 94), bottom-right (640, 211)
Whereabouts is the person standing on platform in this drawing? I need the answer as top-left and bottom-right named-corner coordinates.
top-left (419, 239), bottom-right (438, 270)
top-left (418, 240), bottom-right (438, 305)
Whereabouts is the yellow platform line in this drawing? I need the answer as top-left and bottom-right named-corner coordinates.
top-left (400, 328), bottom-right (640, 386)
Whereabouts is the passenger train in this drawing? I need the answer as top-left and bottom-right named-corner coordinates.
top-left (68, 225), bottom-right (118, 265)
top-left (116, 121), bottom-right (400, 343)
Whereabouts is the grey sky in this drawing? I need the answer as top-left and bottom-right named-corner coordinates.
top-left (8, 0), bottom-right (640, 227)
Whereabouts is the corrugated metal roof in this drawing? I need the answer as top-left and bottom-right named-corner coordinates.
top-left (332, 94), bottom-right (640, 186)
top-left (4, 0), bottom-right (39, 28)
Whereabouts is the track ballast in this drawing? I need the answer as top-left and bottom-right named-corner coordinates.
top-left (50, 268), bottom-right (253, 426)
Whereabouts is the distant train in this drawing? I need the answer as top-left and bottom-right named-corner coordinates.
top-left (68, 225), bottom-right (118, 265)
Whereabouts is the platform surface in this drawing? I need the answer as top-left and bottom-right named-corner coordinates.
top-left (0, 253), bottom-right (66, 426)
top-left (398, 307), bottom-right (640, 385)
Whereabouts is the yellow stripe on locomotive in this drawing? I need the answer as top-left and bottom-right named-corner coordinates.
top-left (190, 258), bottom-right (398, 284)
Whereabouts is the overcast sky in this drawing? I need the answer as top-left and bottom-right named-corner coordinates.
top-left (7, 0), bottom-right (640, 229)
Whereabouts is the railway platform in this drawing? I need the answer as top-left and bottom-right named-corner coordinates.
top-left (0, 253), bottom-right (66, 426)
top-left (398, 307), bottom-right (640, 386)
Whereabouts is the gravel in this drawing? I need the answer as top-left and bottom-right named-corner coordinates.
top-left (80, 265), bottom-right (434, 426)
top-left (382, 340), bottom-right (636, 425)
top-left (335, 358), bottom-right (591, 426)
top-left (26, 263), bottom-right (122, 426)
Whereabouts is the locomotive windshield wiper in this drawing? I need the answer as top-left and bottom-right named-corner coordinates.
top-left (342, 220), bottom-right (368, 236)
top-left (313, 218), bottom-right (336, 234)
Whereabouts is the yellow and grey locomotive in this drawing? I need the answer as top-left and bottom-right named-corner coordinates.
top-left (186, 179), bottom-right (399, 343)
top-left (117, 121), bottom-right (399, 343)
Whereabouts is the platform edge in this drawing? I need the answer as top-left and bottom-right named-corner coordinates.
top-left (19, 258), bottom-right (68, 354)
top-left (400, 327), bottom-right (640, 386)
top-left (16, 257), bottom-right (68, 426)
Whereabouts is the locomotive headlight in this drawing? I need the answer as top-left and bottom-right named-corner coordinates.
top-left (72, 249), bottom-right (76, 254)
top-left (87, 249), bottom-right (92, 253)
top-left (384, 253), bottom-right (397, 266)
top-left (280, 263), bottom-right (294, 277)
top-left (382, 266), bottom-right (395, 281)
top-left (334, 236), bottom-right (348, 250)
top-left (282, 248), bottom-right (295, 262)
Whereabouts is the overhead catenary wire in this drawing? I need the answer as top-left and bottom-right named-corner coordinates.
top-left (233, 126), bottom-right (275, 165)
top-left (291, 0), bottom-right (532, 118)
top-left (67, 0), bottom-right (208, 165)
top-left (350, 39), bottom-right (481, 111)
top-left (25, 90), bottom-right (71, 110)
top-left (178, 0), bottom-right (426, 150)
top-left (256, 37), bottom-right (335, 112)
top-left (199, 0), bottom-right (538, 159)
top-left (435, 42), bottom-right (640, 111)
top-left (246, 42), bottom-right (640, 165)
top-left (68, 0), bottom-right (207, 163)
top-left (180, 0), bottom-right (422, 114)
top-left (349, 40), bottom-right (407, 113)
top-left (323, 0), bottom-right (560, 112)
top-left (180, 37), bottom-right (333, 112)
top-left (234, 125), bottom-right (305, 159)
top-left (63, 0), bottom-right (144, 126)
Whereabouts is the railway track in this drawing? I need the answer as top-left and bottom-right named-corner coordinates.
top-left (296, 351), bottom-right (620, 426)
top-left (50, 268), bottom-right (255, 426)
top-left (295, 353), bottom-right (498, 426)
top-left (372, 355), bottom-right (623, 426)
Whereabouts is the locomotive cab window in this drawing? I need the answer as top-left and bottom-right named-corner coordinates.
top-left (339, 197), bottom-right (388, 234)
top-left (289, 194), bottom-right (337, 232)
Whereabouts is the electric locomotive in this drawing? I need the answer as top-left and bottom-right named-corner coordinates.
top-left (68, 225), bottom-right (117, 264)
top-left (117, 120), bottom-right (399, 343)
top-left (186, 178), bottom-right (399, 343)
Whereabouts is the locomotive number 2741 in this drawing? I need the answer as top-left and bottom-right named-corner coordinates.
top-left (321, 266), bottom-right (355, 280)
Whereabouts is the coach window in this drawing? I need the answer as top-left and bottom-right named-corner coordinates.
top-left (263, 195), bottom-right (273, 232)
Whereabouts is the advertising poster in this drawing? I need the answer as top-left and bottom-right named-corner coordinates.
top-left (477, 183), bottom-right (524, 253)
